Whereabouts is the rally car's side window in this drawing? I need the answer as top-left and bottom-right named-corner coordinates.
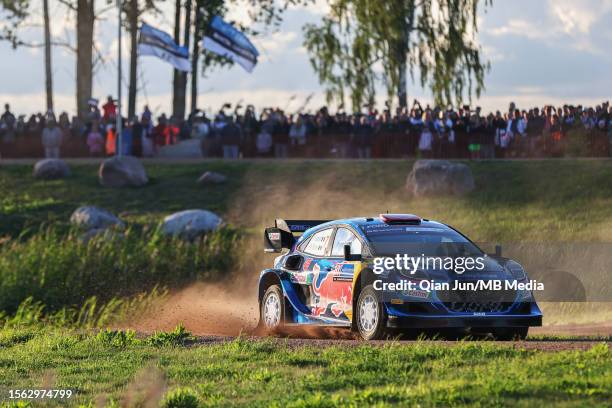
top-left (331, 227), bottom-right (362, 257)
top-left (302, 228), bottom-right (334, 257)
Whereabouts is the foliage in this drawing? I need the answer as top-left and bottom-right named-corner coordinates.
top-left (146, 323), bottom-right (194, 347)
top-left (161, 388), bottom-right (200, 408)
top-left (0, 0), bottom-right (29, 48)
top-left (0, 226), bottom-right (239, 314)
top-left (303, 0), bottom-right (491, 109)
top-left (95, 328), bottom-right (138, 348)
top-left (1, 288), bottom-right (167, 328)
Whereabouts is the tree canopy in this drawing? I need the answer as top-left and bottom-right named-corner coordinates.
top-left (303, 0), bottom-right (490, 111)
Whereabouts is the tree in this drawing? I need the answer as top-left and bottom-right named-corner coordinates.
top-left (75, 0), bottom-right (95, 119)
top-left (171, 0), bottom-right (181, 118)
top-left (190, 0), bottom-right (228, 112)
top-left (43, 0), bottom-right (53, 112)
top-left (303, 0), bottom-right (490, 111)
top-left (0, 0), bottom-right (29, 48)
top-left (123, 0), bottom-right (162, 118)
top-left (175, 0), bottom-right (190, 118)
top-left (189, 0), bottom-right (202, 112)
top-left (127, 0), bottom-right (138, 118)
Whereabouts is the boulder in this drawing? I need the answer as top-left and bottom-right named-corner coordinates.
top-left (406, 160), bottom-right (475, 197)
top-left (70, 206), bottom-right (125, 231)
top-left (197, 171), bottom-right (227, 185)
top-left (161, 209), bottom-right (222, 240)
top-left (33, 159), bottom-right (70, 180)
top-left (99, 156), bottom-right (148, 187)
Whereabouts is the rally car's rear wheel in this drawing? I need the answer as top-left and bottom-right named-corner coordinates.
top-left (356, 285), bottom-right (388, 340)
top-left (491, 327), bottom-right (529, 340)
top-left (260, 285), bottom-right (285, 332)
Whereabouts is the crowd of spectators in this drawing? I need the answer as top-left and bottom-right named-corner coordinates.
top-left (1, 97), bottom-right (611, 159)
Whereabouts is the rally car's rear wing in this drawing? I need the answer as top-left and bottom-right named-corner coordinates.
top-left (264, 219), bottom-right (330, 253)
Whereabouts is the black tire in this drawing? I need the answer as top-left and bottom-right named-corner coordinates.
top-left (260, 285), bottom-right (285, 332)
top-left (355, 285), bottom-right (388, 340)
top-left (491, 327), bottom-right (529, 341)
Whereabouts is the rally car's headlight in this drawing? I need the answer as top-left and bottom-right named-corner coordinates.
top-left (506, 260), bottom-right (526, 281)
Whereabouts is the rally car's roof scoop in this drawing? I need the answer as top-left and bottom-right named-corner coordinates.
top-left (264, 219), bottom-right (330, 253)
top-left (379, 213), bottom-right (422, 225)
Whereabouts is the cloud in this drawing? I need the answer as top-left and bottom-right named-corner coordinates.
top-left (548, 0), bottom-right (612, 35)
top-left (254, 31), bottom-right (298, 61)
top-left (488, 19), bottom-right (548, 40)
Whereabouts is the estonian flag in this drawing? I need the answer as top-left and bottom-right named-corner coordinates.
top-left (201, 16), bottom-right (259, 73)
top-left (138, 23), bottom-right (191, 72)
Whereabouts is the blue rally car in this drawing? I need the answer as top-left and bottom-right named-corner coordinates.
top-left (259, 214), bottom-right (542, 340)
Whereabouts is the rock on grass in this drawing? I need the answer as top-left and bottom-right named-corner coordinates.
top-left (70, 206), bottom-right (125, 231)
top-left (33, 159), bottom-right (70, 180)
top-left (99, 156), bottom-right (148, 187)
top-left (161, 209), bottom-right (222, 240)
top-left (406, 160), bottom-right (475, 197)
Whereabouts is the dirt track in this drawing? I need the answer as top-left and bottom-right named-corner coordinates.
top-left (128, 283), bottom-right (611, 352)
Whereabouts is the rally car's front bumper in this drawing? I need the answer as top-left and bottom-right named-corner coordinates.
top-left (387, 314), bottom-right (542, 328)
top-left (385, 302), bottom-right (543, 328)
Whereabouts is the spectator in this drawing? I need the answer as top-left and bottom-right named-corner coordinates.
top-left (84, 99), bottom-right (100, 128)
top-left (86, 119), bottom-right (104, 156)
top-left (1, 103), bottom-right (16, 143)
top-left (141, 105), bottom-right (152, 124)
top-left (141, 116), bottom-right (155, 157)
top-left (152, 115), bottom-right (168, 153)
top-left (131, 117), bottom-right (143, 157)
top-left (353, 115), bottom-right (373, 159)
top-left (418, 111), bottom-right (434, 158)
top-left (191, 115), bottom-right (211, 157)
top-left (119, 118), bottom-right (133, 156)
top-left (221, 116), bottom-right (241, 159)
top-left (289, 115), bottom-right (307, 151)
top-left (105, 124), bottom-right (117, 156)
top-left (2, 98), bottom-right (611, 159)
top-left (41, 113), bottom-right (63, 158)
top-left (102, 96), bottom-right (117, 123)
top-left (272, 113), bottom-right (290, 158)
top-left (256, 125), bottom-right (273, 157)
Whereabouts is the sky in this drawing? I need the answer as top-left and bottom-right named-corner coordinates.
top-left (1, 0), bottom-right (611, 117)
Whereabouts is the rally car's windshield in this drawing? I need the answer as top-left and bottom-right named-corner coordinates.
top-left (361, 225), bottom-right (484, 258)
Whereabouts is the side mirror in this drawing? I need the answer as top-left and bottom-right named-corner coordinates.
top-left (495, 244), bottom-right (502, 257)
top-left (344, 244), bottom-right (362, 262)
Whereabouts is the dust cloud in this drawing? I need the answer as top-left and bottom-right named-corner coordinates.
top-left (131, 168), bottom-right (612, 336)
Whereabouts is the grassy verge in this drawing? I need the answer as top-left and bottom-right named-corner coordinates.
top-left (1, 159), bottom-right (612, 241)
top-left (1, 159), bottom-right (612, 324)
top-left (0, 327), bottom-right (609, 407)
top-left (0, 227), bottom-right (239, 314)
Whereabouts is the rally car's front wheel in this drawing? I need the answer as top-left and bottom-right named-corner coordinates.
top-left (356, 285), bottom-right (388, 340)
top-left (260, 285), bottom-right (285, 332)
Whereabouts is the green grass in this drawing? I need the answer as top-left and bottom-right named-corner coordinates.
top-left (2, 159), bottom-right (611, 319)
top-left (1, 160), bottom-right (611, 406)
top-left (1, 159), bottom-right (612, 241)
top-left (0, 327), bottom-right (609, 407)
top-left (0, 227), bottom-right (239, 314)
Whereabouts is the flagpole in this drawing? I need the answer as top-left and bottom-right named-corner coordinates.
top-left (116, 0), bottom-right (123, 157)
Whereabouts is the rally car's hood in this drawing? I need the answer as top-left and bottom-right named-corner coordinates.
top-left (402, 255), bottom-right (515, 282)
